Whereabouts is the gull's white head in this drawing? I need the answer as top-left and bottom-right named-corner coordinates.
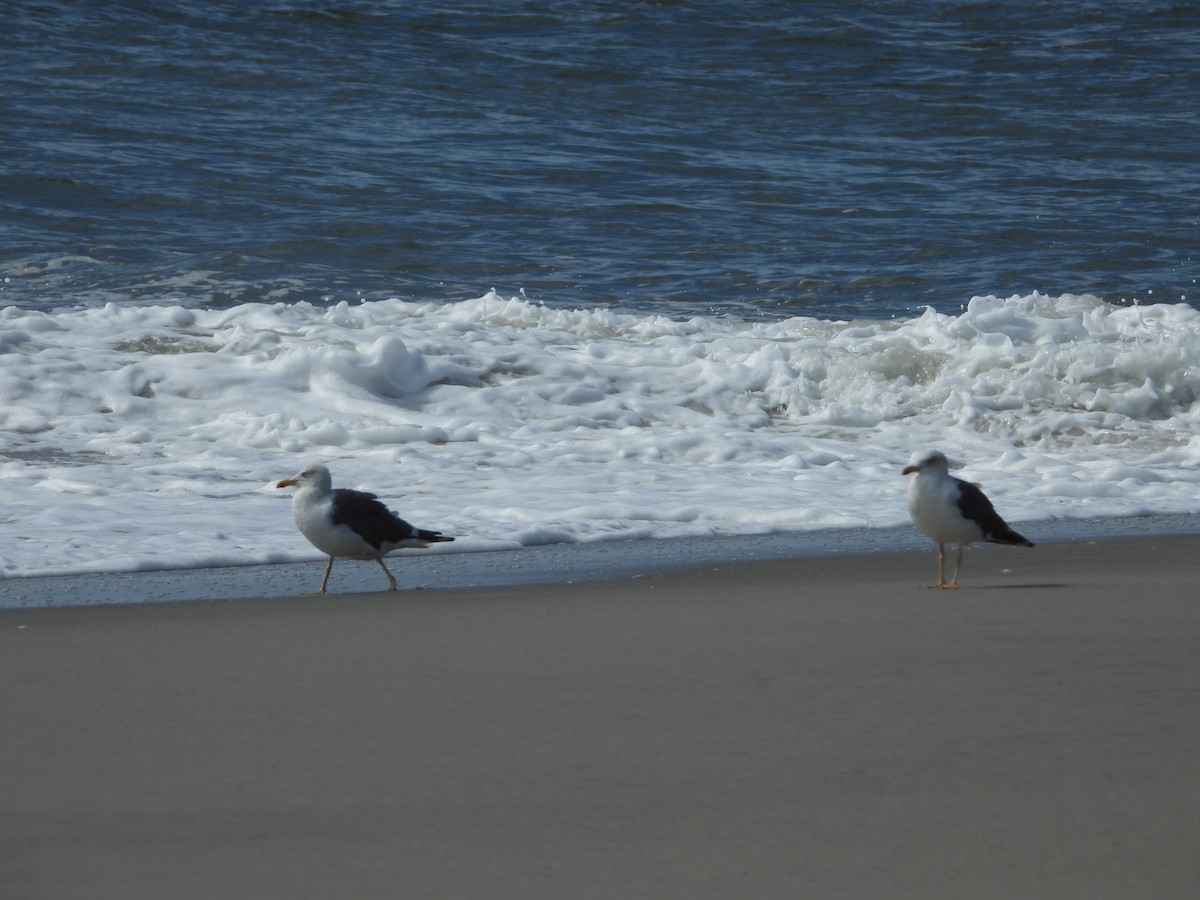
top-left (902, 449), bottom-right (952, 476)
top-left (276, 463), bottom-right (333, 492)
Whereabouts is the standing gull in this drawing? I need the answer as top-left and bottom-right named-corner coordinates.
top-left (277, 463), bottom-right (453, 594)
top-left (902, 450), bottom-right (1033, 589)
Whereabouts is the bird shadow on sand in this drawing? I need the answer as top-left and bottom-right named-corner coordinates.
top-left (979, 582), bottom-right (1070, 590)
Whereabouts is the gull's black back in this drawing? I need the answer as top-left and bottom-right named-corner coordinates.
top-left (330, 488), bottom-right (450, 550)
top-left (954, 478), bottom-right (1034, 547)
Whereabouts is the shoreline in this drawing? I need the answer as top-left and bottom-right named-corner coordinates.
top-left (3, 533), bottom-right (1199, 898)
top-left (3, 511), bottom-right (1200, 609)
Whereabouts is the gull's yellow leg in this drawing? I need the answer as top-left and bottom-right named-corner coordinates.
top-left (375, 558), bottom-right (398, 591)
top-left (319, 557), bottom-right (335, 594)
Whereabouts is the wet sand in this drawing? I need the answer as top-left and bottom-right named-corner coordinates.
top-left (3, 536), bottom-right (1199, 899)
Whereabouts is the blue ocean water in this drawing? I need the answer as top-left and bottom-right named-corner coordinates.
top-left (5, 1), bottom-right (1197, 320)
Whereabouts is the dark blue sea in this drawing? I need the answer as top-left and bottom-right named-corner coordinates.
top-left (4, 1), bottom-right (1198, 319)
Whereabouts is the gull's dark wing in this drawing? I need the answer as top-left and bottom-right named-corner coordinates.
top-left (330, 488), bottom-right (453, 549)
top-left (954, 478), bottom-right (1033, 546)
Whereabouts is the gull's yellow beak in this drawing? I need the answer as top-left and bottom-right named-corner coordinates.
top-left (902, 465), bottom-right (920, 475)
top-left (276, 477), bottom-right (297, 489)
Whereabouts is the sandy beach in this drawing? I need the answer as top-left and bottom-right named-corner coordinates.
top-left (3, 535), bottom-right (1199, 899)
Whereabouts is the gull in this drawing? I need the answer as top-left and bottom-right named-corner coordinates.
top-left (903, 450), bottom-right (1033, 589)
top-left (276, 463), bottom-right (453, 594)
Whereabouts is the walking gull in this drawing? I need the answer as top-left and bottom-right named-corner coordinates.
top-left (276, 463), bottom-right (454, 594)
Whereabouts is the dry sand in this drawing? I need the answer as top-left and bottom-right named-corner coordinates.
top-left (2, 535), bottom-right (1199, 899)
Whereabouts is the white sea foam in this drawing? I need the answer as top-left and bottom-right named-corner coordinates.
top-left (3, 291), bottom-right (1200, 578)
